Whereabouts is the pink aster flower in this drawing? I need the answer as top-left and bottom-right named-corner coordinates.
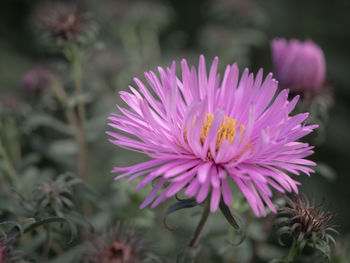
top-left (107, 55), bottom-right (317, 216)
top-left (271, 38), bottom-right (326, 93)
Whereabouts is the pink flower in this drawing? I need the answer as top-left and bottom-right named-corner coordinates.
top-left (21, 67), bottom-right (52, 93)
top-left (107, 56), bottom-right (317, 216)
top-left (271, 38), bottom-right (326, 92)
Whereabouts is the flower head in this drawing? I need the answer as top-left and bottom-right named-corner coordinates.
top-left (282, 195), bottom-right (335, 238)
top-left (271, 38), bottom-right (326, 93)
top-left (33, 2), bottom-right (97, 44)
top-left (277, 194), bottom-right (337, 257)
top-left (107, 55), bottom-right (317, 216)
top-left (86, 223), bottom-right (145, 263)
top-left (35, 2), bottom-right (82, 40)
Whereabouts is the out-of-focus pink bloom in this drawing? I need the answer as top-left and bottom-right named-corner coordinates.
top-left (86, 222), bottom-right (146, 263)
top-left (271, 38), bottom-right (326, 92)
top-left (21, 67), bottom-right (52, 93)
top-left (107, 55), bottom-right (317, 216)
top-left (32, 2), bottom-right (97, 44)
top-left (34, 2), bottom-right (82, 40)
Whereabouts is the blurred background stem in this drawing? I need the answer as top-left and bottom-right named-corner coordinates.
top-left (42, 224), bottom-right (52, 263)
top-left (70, 42), bottom-right (86, 126)
top-left (62, 42), bottom-right (88, 184)
top-left (0, 137), bottom-right (18, 182)
top-left (72, 43), bottom-right (88, 184)
top-left (49, 79), bottom-right (87, 183)
top-left (49, 79), bottom-right (90, 239)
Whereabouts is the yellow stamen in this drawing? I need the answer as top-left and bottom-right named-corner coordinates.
top-left (200, 113), bottom-right (244, 151)
top-left (182, 113), bottom-right (252, 161)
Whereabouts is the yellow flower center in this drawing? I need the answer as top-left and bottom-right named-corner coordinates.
top-left (182, 113), bottom-right (252, 161)
top-left (200, 114), bottom-right (245, 151)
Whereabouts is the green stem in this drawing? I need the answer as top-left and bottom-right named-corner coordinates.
top-left (71, 42), bottom-right (85, 125)
top-left (0, 138), bottom-right (18, 181)
top-left (188, 200), bottom-right (210, 248)
top-left (284, 237), bottom-right (299, 263)
top-left (49, 79), bottom-right (87, 183)
top-left (0, 171), bottom-right (13, 199)
top-left (67, 43), bottom-right (90, 235)
top-left (71, 43), bottom-right (88, 184)
top-left (41, 224), bottom-right (52, 263)
top-left (62, 42), bottom-right (88, 184)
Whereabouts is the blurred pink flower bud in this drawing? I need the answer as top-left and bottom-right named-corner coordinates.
top-left (21, 67), bottom-right (52, 93)
top-left (86, 222), bottom-right (147, 263)
top-left (34, 2), bottom-right (82, 40)
top-left (271, 38), bottom-right (326, 93)
top-left (32, 2), bottom-right (97, 44)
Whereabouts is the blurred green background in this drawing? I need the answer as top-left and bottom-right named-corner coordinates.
top-left (1, 0), bottom-right (349, 262)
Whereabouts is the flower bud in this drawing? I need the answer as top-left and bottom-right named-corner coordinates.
top-left (86, 222), bottom-right (144, 263)
top-left (277, 194), bottom-right (337, 258)
top-left (271, 38), bottom-right (326, 93)
top-left (34, 2), bottom-right (82, 41)
top-left (21, 66), bottom-right (53, 93)
top-left (32, 1), bottom-right (97, 46)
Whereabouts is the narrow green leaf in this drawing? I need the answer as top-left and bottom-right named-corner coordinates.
top-left (163, 198), bottom-right (199, 231)
top-left (6, 217), bottom-right (77, 243)
top-left (219, 199), bottom-right (239, 230)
